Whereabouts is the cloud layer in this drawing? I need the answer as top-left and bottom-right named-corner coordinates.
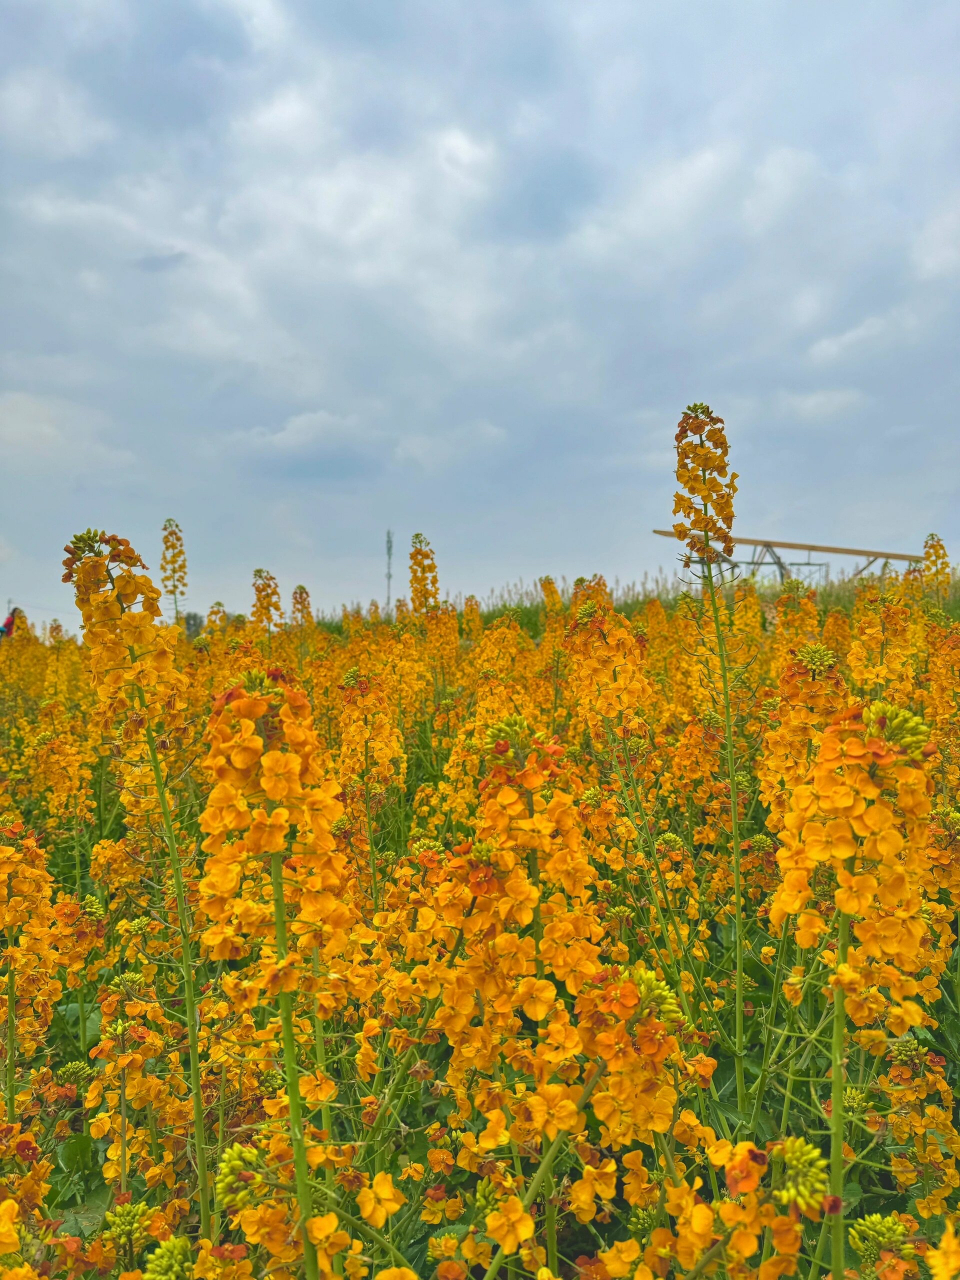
top-left (1, 0), bottom-right (959, 621)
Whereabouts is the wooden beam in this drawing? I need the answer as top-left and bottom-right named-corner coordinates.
top-left (851, 557), bottom-right (878, 579)
top-left (652, 531), bottom-right (921, 563)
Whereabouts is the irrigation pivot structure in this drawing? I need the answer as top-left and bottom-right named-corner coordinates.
top-left (652, 530), bottom-right (921, 584)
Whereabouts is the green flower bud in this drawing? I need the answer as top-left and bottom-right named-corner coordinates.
top-left (773, 1137), bottom-right (829, 1214)
top-left (849, 1214), bottom-right (915, 1265)
top-left (631, 967), bottom-right (684, 1030)
top-left (862, 701), bottom-right (931, 759)
top-left (144, 1235), bottom-right (193, 1280)
top-left (103, 1201), bottom-right (150, 1255)
top-left (473, 1177), bottom-right (499, 1222)
top-left (483, 715), bottom-right (531, 761)
top-left (628, 1205), bottom-right (657, 1242)
top-left (215, 1143), bottom-right (261, 1211)
top-left (795, 643), bottom-right (837, 677)
top-left (57, 1061), bottom-right (97, 1091)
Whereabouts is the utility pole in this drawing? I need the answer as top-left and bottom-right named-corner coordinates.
top-left (385, 529), bottom-right (393, 616)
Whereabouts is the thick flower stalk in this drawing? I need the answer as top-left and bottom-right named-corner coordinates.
top-left (62, 529), bottom-right (213, 1237)
top-left (197, 671), bottom-right (345, 1278)
top-left (160, 518), bottom-right (188, 623)
top-left (771, 703), bottom-right (937, 1274)
top-left (671, 404), bottom-right (748, 1108)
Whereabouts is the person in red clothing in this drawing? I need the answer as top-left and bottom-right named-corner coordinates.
top-left (0, 608), bottom-right (21, 639)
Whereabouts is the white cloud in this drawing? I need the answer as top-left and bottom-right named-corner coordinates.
top-left (778, 389), bottom-right (866, 420)
top-left (231, 411), bottom-right (506, 475)
top-left (0, 352), bottom-right (101, 388)
top-left (239, 410), bottom-right (373, 456)
top-left (741, 147), bottom-right (820, 234)
top-left (18, 189), bottom-right (145, 239)
top-left (808, 309), bottom-right (918, 363)
top-left (21, 0), bottom-right (132, 45)
top-left (0, 69), bottom-right (113, 158)
top-left (0, 393), bottom-right (131, 472)
top-left (200, 0), bottom-right (289, 48)
top-left (787, 287), bottom-right (828, 329)
top-left (574, 144), bottom-right (740, 268)
top-left (913, 196), bottom-right (960, 279)
top-left (393, 421), bottom-right (507, 472)
top-left (435, 128), bottom-right (495, 187)
top-left (232, 84), bottom-right (336, 155)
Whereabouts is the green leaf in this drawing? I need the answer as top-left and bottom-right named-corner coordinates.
top-left (57, 1133), bottom-right (93, 1174)
top-left (62, 1183), bottom-right (111, 1237)
top-left (753, 1109), bottom-right (777, 1143)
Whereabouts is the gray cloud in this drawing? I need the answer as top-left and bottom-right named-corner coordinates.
top-left (0, 0), bottom-right (959, 622)
top-left (135, 251), bottom-right (191, 273)
top-left (0, 67), bottom-right (113, 158)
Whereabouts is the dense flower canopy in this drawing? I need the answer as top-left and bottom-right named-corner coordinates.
top-left (0, 416), bottom-right (957, 1280)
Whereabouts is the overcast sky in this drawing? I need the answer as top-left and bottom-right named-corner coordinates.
top-left (1, 0), bottom-right (959, 623)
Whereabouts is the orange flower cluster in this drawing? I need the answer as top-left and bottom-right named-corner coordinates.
top-left (672, 403), bottom-right (738, 565)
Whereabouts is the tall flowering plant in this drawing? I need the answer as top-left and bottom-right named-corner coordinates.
top-left (62, 530), bottom-right (213, 1236)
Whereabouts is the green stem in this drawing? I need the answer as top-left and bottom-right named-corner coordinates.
top-left (683, 1238), bottom-right (729, 1280)
top-left (119, 1067), bottom-right (128, 1194)
top-left (655, 1131), bottom-right (682, 1188)
top-left (142, 719), bottom-right (212, 1239)
top-left (525, 795), bottom-right (544, 980)
top-left (77, 982), bottom-right (90, 1137)
top-left (311, 950), bottom-right (335, 1186)
top-left (363, 744), bottom-right (379, 913)
top-left (77, 987), bottom-right (88, 1057)
top-left (5, 954), bottom-right (15, 1123)
top-left (608, 728), bottom-right (735, 1055)
top-left (213, 1059), bottom-right (229, 1244)
top-left (747, 926), bottom-right (793, 1131)
top-left (148, 1103), bottom-right (161, 1167)
top-left (702, 552), bottom-right (746, 1113)
top-left (480, 1061), bottom-right (606, 1280)
top-left (807, 1215), bottom-right (831, 1280)
top-left (363, 912), bottom-right (472, 1163)
top-left (271, 852), bottom-right (320, 1280)
top-left (74, 820), bottom-right (84, 898)
top-left (545, 1172), bottom-right (558, 1275)
top-left (830, 911), bottom-right (850, 1280)
top-left (314, 1194), bottom-right (413, 1271)
top-left (96, 754), bottom-right (105, 844)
